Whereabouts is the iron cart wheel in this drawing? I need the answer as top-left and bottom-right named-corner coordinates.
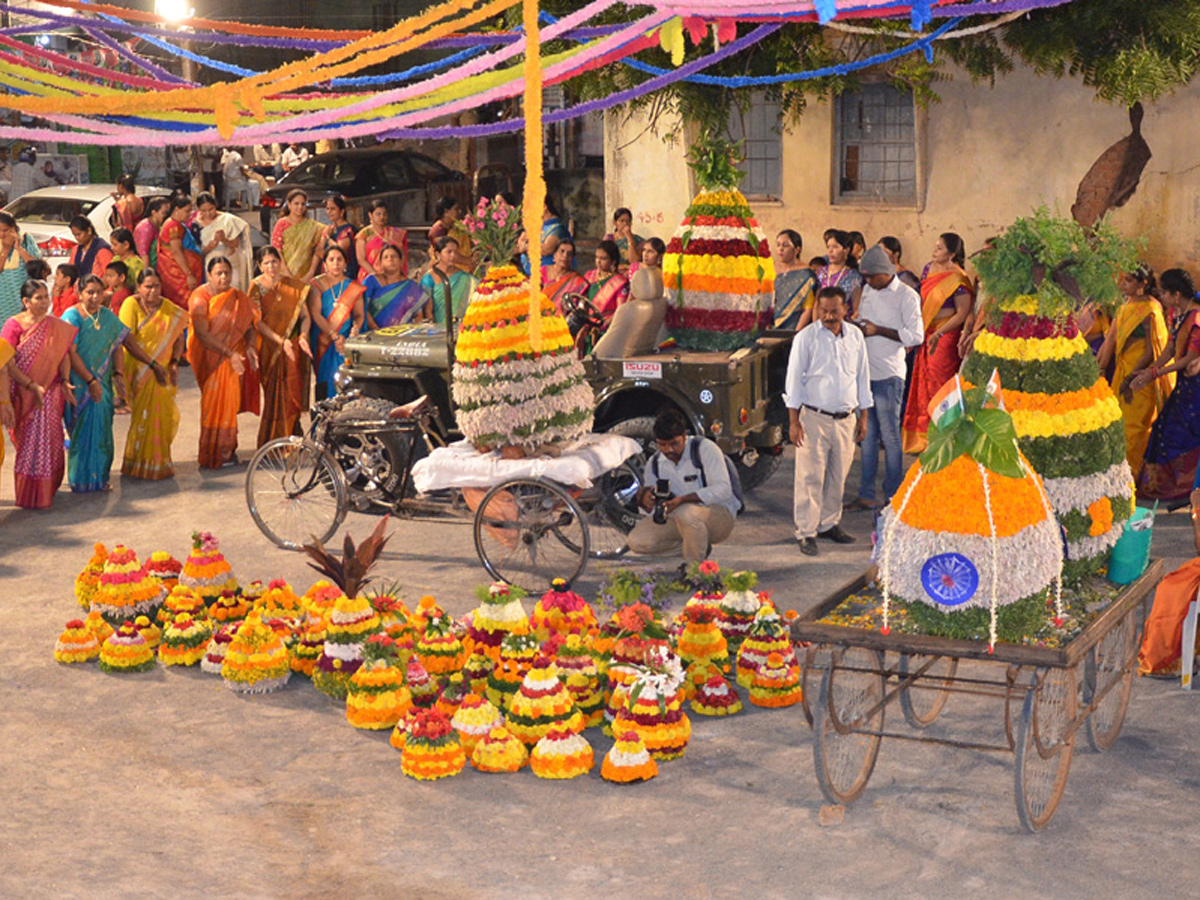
top-left (1014, 665), bottom-right (1078, 832)
top-left (1083, 611), bottom-right (1137, 752)
top-left (813, 646), bottom-right (886, 806)
top-left (572, 458), bottom-right (643, 560)
top-left (473, 478), bottom-right (590, 592)
top-left (328, 397), bottom-right (413, 510)
top-left (898, 653), bottom-right (959, 729)
top-left (246, 437), bottom-right (348, 550)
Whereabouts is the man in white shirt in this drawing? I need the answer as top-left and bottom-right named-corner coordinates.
top-left (281, 143), bottom-right (309, 174)
top-left (849, 244), bottom-right (924, 510)
top-left (784, 286), bottom-right (873, 556)
top-left (628, 409), bottom-right (739, 563)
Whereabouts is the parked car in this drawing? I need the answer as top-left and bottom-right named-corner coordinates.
top-left (3, 184), bottom-right (172, 260)
top-left (259, 149), bottom-right (472, 243)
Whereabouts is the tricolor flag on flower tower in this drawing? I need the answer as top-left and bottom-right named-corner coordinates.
top-left (982, 368), bottom-right (1006, 410)
top-left (927, 374), bottom-right (965, 429)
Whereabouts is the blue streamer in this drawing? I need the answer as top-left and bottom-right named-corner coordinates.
top-left (815, 0), bottom-right (840, 25)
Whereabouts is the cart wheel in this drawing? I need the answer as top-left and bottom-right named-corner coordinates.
top-left (575, 459), bottom-right (642, 560)
top-left (798, 644), bottom-right (828, 729)
top-left (1084, 613), bottom-right (1137, 752)
top-left (473, 478), bottom-right (589, 592)
top-left (898, 653), bottom-right (958, 729)
top-left (246, 438), bottom-right (347, 550)
top-left (813, 647), bottom-right (885, 806)
top-left (1014, 666), bottom-right (1077, 832)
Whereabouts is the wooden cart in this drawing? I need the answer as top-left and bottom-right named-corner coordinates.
top-left (790, 560), bottom-right (1163, 832)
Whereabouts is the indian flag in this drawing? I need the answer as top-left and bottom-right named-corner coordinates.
top-left (927, 374), bottom-right (964, 429)
top-left (982, 368), bottom-right (1006, 410)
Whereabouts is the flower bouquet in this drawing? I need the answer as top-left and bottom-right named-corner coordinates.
top-left (158, 613), bottom-right (212, 667)
top-left (675, 605), bottom-right (729, 670)
top-left (99, 621), bottom-right (156, 673)
top-left (180, 531), bottom-right (237, 601)
top-left (505, 655), bottom-right (584, 746)
top-left (471, 725), bottom-right (529, 773)
top-left (221, 611), bottom-right (291, 694)
top-left (451, 693), bottom-right (506, 755)
top-left (601, 730), bottom-right (658, 784)
top-left (55, 619), bottom-right (100, 664)
top-left (400, 709), bottom-right (466, 781)
top-left (530, 728), bottom-right (594, 780)
top-left (74, 543), bottom-right (108, 610)
top-left (462, 196), bottom-right (521, 273)
top-left (615, 647), bottom-right (690, 761)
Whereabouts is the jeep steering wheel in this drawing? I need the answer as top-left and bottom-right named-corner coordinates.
top-left (561, 292), bottom-right (605, 332)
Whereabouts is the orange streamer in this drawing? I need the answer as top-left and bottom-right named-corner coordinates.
top-left (37, 0), bottom-right (372, 39)
top-left (522, 0), bottom-right (546, 351)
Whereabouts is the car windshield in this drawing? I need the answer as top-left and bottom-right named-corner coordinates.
top-left (287, 160), bottom-right (361, 189)
top-left (408, 155), bottom-right (453, 181)
top-left (6, 196), bottom-right (98, 225)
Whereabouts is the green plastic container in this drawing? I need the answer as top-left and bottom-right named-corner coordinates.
top-left (1108, 506), bottom-right (1154, 585)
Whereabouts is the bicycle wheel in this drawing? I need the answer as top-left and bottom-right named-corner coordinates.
top-left (898, 653), bottom-right (958, 729)
top-left (1084, 612), bottom-right (1136, 752)
top-left (1014, 666), bottom-right (1077, 832)
top-left (813, 647), bottom-right (885, 806)
top-left (246, 438), bottom-right (347, 550)
top-left (574, 459), bottom-right (642, 560)
top-left (473, 478), bottom-right (589, 592)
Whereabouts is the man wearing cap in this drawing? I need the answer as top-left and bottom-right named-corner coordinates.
top-left (784, 285), bottom-right (873, 557)
top-left (848, 244), bottom-right (924, 511)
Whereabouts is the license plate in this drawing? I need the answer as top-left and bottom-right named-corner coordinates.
top-left (622, 361), bottom-right (662, 379)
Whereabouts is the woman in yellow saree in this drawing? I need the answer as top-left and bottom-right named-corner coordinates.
top-left (1098, 266), bottom-right (1172, 477)
top-left (270, 189), bottom-right (323, 282)
top-left (120, 269), bottom-right (187, 480)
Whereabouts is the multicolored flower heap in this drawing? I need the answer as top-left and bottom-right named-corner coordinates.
top-left (735, 609), bottom-right (793, 688)
top-left (468, 582), bottom-right (530, 658)
top-left (158, 613), bottom-right (212, 667)
top-left (200, 624), bottom-right (236, 675)
top-left (400, 709), bottom-right (466, 781)
top-left (748, 652), bottom-right (802, 708)
top-left (531, 578), bottom-right (597, 642)
top-left (451, 693), bottom-right (506, 755)
top-left (99, 621), bottom-right (156, 674)
top-left (470, 726), bottom-right (528, 773)
top-left (255, 579), bottom-right (303, 627)
top-left (143, 551), bottom-right (182, 593)
top-left (530, 728), bottom-right (594, 780)
top-left (553, 634), bottom-right (606, 727)
top-left (616, 649), bottom-right (690, 761)
top-left (601, 730), bottom-right (658, 784)
top-left (90, 545), bottom-right (166, 626)
top-left (313, 594), bottom-right (380, 699)
top-left (486, 632), bottom-right (541, 710)
top-left (221, 611), bottom-right (291, 694)
top-left (505, 655), bottom-right (584, 746)
top-left (157, 584), bottom-right (207, 626)
top-left (717, 570), bottom-right (762, 644)
top-left (345, 635), bottom-right (411, 731)
top-left (451, 264), bottom-right (594, 452)
top-left (55, 619), bottom-right (101, 664)
top-left (180, 531), bottom-right (237, 602)
top-left (691, 673), bottom-right (744, 717)
top-left (675, 605), bottom-right (729, 670)
top-left (74, 543), bottom-right (108, 610)
top-left (415, 612), bottom-right (467, 675)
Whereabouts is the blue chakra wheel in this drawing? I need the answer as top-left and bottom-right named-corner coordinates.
top-left (920, 552), bottom-right (979, 607)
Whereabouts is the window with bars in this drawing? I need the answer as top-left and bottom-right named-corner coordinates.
top-left (834, 84), bottom-right (917, 204)
top-left (728, 94), bottom-right (783, 200)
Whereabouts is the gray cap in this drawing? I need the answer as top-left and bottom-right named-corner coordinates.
top-left (859, 244), bottom-right (896, 276)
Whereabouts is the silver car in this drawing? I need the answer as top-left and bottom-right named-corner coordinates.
top-left (3, 184), bottom-right (172, 259)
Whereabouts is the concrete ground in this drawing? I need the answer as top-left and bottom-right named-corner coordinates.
top-left (2, 375), bottom-right (1198, 900)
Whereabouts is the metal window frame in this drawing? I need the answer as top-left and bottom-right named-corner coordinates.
top-left (831, 84), bottom-right (923, 209)
top-left (729, 93), bottom-right (784, 201)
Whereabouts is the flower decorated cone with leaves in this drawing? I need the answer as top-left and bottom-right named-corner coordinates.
top-left (662, 136), bottom-right (774, 352)
top-left (55, 619), bottom-right (101, 664)
top-left (532, 578), bottom-right (597, 643)
top-left (717, 570), bottom-right (762, 645)
top-left (301, 581), bottom-right (344, 629)
top-left (415, 612), bottom-right (467, 676)
top-left (468, 582), bottom-right (530, 658)
top-left (256, 579), bottom-right (304, 628)
top-left (346, 634), bottom-right (412, 731)
top-left (616, 648), bottom-right (690, 761)
top-left (436, 673), bottom-right (470, 719)
top-left (406, 656), bottom-right (441, 709)
top-left (180, 531), bottom-right (237, 602)
top-left (675, 605), bottom-right (729, 670)
top-left (144, 551), bottom-right (182, 594)
top-left (471, 726), bottom-right (529, 773)
top-left (554, 634), bottom-right (606, 727)
top-left (291, 620), bottom-right (326, 676)
top-left (90, 545), bottom-right (166, 626)
top-left (735, 608), bottom-right (794, 688)
top-left (601, 730), bottom-right (658, 784)
top-left (530, 728), bottom-right (594, 780)
top-left (158, 613), bottom-right (212, 667)
top-left (221, 611), bottom-right (292, 694)
top-left (749, 652), bottom-right (802, 708)
top-left (505, 655), bottom-right (585, 746)
top-left (200, 624), bottom-right (236, 674)
top-left (691, 672), bottom-right (744, 717)
top-left (461, 651), bottom-right (495, 696)
top-left (486, 632), bottom-right (541, 710)
top-left (157, 584), bottom-right (207, 626)
top-left (451, 693), bottom-right (506, 755)
top-left (208, 589), bottom-right (250, 626)
top-left (401, 709), bottom-right (467, 781)
top-left (99, 621), bottom-right (156, 674)
top-left (964, 210), bottom-right (1136, 580)
top-left (877, 379), bottom-right (1064, 649)
top-left (74, 543), bottom-right (108, 610)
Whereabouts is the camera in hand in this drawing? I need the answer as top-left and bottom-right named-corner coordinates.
top-left (652, 478), bottom-right (673, 525)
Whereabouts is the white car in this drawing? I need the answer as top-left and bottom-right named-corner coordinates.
top-left (3, 184), bottom-right (173, 259)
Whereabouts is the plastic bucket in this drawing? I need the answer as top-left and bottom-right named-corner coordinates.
top-left (1108, 506), bottom-right (1154, 585)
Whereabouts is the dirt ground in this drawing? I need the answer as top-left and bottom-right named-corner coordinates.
top-left (1, 373), bottom-right (1197, 900)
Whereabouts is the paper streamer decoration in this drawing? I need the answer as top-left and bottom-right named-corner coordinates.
top-left (523, 0), bottom-right (547, 350)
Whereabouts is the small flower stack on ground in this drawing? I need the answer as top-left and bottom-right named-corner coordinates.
top-left (530, 728), bottom-right (594, 780)
top-left (222, 611), bottom-right (291, 694)
top-left (531, 578), bottom-right (597, 643)
top-left (409, 594), bottom-right (447, 640)
top-left (691, 672), bottom-right (744, 716)
top-left (736, 608), bottom-right (793, 688)
top-left (158, 613), bottom-right (212, 667)
top-left (406, 656), bottom-right (440, 709)
top-left (74, 543), bottom-right (108, 610)
top-left (99, 621), bottom-right (156, 673)
top-left (470, 726), bottom-right (528, 773)
top-left (134, 615), bottom-right (161, 650)
top-left (675, 605), bottom-right (729, 671)
top-left (208, 589), bottom-right (249, 627)
top-left (400, 709), bottom-right (466, 781)
top-left (90, 545), bottom-right (166, 626)
top-left (200, 624), bottom-right (237, 675)
top-left (451, 693), bottom-right (505, 756)
top-left (601, 731), bottom-right (658, 784)
top-left (314, 593), bottom-right (381, 700)
top-left (486, 632), bottom-right (541, 710)
top-left (255, 579), bottom-right (303, 629)
top-left (55, 619), bottom-right (100, 664)
top-left (617, 651), bottom-right (690, 761)
top-left (143, 551), bottom-right (182, 594)
top-left (157, 584), bottom-right (207, 625)
top-left (180, 531), bottom-right (237, 602)
top-left (505, 655), bottom-right (585, 746)
top-left (717, 570), bottom-right (761, 646)
top-left (416, 611), bottom-right (467, 675)
top-left (346, 635), bottom-right (411, 730)
top-left (301, 581), bottom-right (344, 629)
top-left (468, 582), bottom-right (530, 659)
top-left (461, 651), bottom-right (495, 696)
top-left (370, 592), bottom-right (413, 663)
top-left (291, 620), bottom-right (326, 676)
top-left (554, 634), bottom-right (606, 727)
top-left (389, 708), bottom-right (418, 751)
top-left (84, 610), bottom-right (114, 645)
top-left (748, 652), bottom-right (802, 708)
top-left (436, 673), bottom-right (469, 718)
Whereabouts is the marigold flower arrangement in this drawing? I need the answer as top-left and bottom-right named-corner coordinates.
top-left (369, 589), bottom-right (413, 656)
top-left (531, 578), bottom-right (597, 642)
top-left (157, 584), bottom-right (207, 625)
top-left (74, 543), bottom-right (108, 610)
top-left (99, 621), bottom-right (156, 673)
top-left (409, 594), bottom-right (446, 639)
top-left (601, 730), bottom-right (658, 784)
top-left (389, 707), bottom-right (419, 751)
top-left (256, 579), bottom-right (303, 626)
top-left (301, 580), bottom-right (345, 628)
top-left (405, 656), bottom-right (441, 708)
top-left (735, 609), bottom-right (794, 688)
top-left (717, 570), bottom-right (761, 644)
top-left (415, 612), bottom-right (467, 675)
top-left (451, 692), bottom-right (506, 755)
top-left (616, 648), bottom-right (690, 761)
top-left (505, 655), bottom-right (585, 746)
top-left (436, 673), bottom-right (470, 719)
top-left (470, 725), bottom-right (529, 773)
top-left (84, 609), bottom-right (114, 646)
top-left (462, 651), bottom-right (496, 696)
top-left (345, 635), bottom-right (411, 730)
top-left (682, 660), bottom-right (720, 701)
top-left (180, 531), bottom-right (237, 601)
top-left (221, 611), bottom-right (291, 694)
top-left (748, 652), bottom-right (802, 708)
top-left (691, 672), bottom-right (744, 716)
top-left (675, 605), bottom-right (729, 670)
top-left (314, 593), bottom-right (381, 699)
top-left (530, 728), bottom-right (594, 780)
top-left (200, 624), bottom-right (237, 674)
top-left (290, 621), bottom-right (326, 676)
top-left (144, 551), bottom-right (183, 593)
top-left (158, 613), bottom-right (212, 667)
top-left (486, 632), bottom-right (541, 710)
top-left (468, 582), bottom-right (530, 658)
top-left (400, 709), bottom-right (467, 781)
top-left (208, 589), bottom-right (249, 625)
top-left (90, 545), bottom-right (166, 626)
top-left (134, 615), bottom-right (161, 650)
top-left (554, 634), bottom-right (606, 727)
top-left (55, 619), bottom-right (101, 664)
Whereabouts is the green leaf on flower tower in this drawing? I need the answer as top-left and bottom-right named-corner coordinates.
top-left (686, 135), bottom-right (746, 191)
top-left (919, 383), bottom-right (1022, 479)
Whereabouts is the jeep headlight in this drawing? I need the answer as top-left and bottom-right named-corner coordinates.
top-left (333, 368), bottom-right (353, 392)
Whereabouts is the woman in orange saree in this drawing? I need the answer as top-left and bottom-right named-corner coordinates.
top-left (540, 240), bottom-right (588, 314)
top-left (187, 257), bottom-right (259, 468)
top-left (156, 194), bottom-right (203, 310)
top-left (253, 246), bottom-right (312, 445)
top-left (309, 245), bottom-right (364, 400)
top-left (901, 233), bottom-right (975, 453)
top-left (120, 269), bottom-right (187, 480)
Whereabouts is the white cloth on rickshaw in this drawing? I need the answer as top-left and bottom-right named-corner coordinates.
top-left (411, 433), bottom-right (641, 493)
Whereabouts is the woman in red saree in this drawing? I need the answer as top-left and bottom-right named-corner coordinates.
top-left (157, 194), bottom-right (203, 310)
top-left (541, 240), bottom-right (588, 314)
top-left (187, 257), bottom-right (259, 468)
top-left (1, 280), bottom-right (95, 507)
top-left (901, 233), bottom-right (975, 453)
top-left (355, 199), bottom-right (409, 283)
top-left (253, 246), bottom-right (312, 445)
top-left (584, 240), bottom-right (630, 321)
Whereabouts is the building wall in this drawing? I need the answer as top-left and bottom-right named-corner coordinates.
top-left (605, 64), bottom-right (1200, 273)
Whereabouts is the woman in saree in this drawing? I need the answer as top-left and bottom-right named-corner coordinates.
top-left (603, 207), bottom-right (644, 274)
top-left (195, 192), bottom-right (253, 293)
top-left (270, 189), bottom-right (323, 282)
top-left (309, 245), bottom-right (364, 400)
top-left (419, 237), bottom-right (476, 326)
top-left (1098, 265), bottom-right (1173, 479)
top-left (583, 240), bottom-right (630, 321)
top-left (540, 240), bottom-right (588, 315)
top-left (0, 211), bottom-right (40, 326)
top-left (1133, 269), bottom-right (1200, 501)
top-left (811, 229), bottom-right (863, 323)
top-left (901, 233), bottom-right (975, 454)
top-left (772, 229), bottom-right (817, 331)
top-left (119, 270), bottom-right (186, 480)
top-left (253, 246), bottom-right (312, 446)
top-left (68, 216), bottom-right (113, 281)
top-left (157, 194), bottom-right (203, 310)
top-left (188, 257), bottom-right (260, 468)
top-left (355, 199), bottom-right (409, 283)
top-left (319, 196), bottom-right (358, 282)
top-left (111, 173), bottom-right (144, 233)
top-left (540, 196), bottom-right (571, 268)
top-left (62, 275), bottom-right (166, 492)
top-left (365, 244), bottom-right (425, 329)
top-left (109, 228), bottom-right (144, 290)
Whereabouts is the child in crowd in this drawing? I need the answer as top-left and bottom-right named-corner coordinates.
top-left (25, 258), bottom-right (51, 282)
top-left (109, 227), bottom-right (144, 289)
top-left (103, 260), bottom-right (131, 313)
top-left (51, 263), bottom-right (79, 316)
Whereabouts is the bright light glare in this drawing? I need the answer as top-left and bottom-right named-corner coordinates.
top-left (154, 0), bottom-right (194, 22)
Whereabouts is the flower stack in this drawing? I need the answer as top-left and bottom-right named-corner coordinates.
top-left (748, 652), bottom-right (802, 708)
top-left (144, 551), bottom-right (182, 594)
top-left (389, 708), bottom-right (418, 751)
top-left (314, 594), bottom-right (381, 699)
top-left (675, 605), bottom-right (729, 671)
top-left (406, 657), bottom-right (440, 708)
top-left (400, 709), bottom-right (466, 781)
top-left (691, 672), bottom-right (744, 716)
top-left (345, 635), bottom-right (411, 731)
top-left (415, 612), bottom-right (467, 676)
top-left (462, 651), bottom-right (495, 696)
top-left (208, 589), bottom-right (249, 626)
top-left (682, 660), bottom-right (721, 701)
top-left (616, 651), bottom-right (690, 761)
top-left (370, 592), bottom-right (413, 658)
top-left (221, 611), bottom-right (291, 694)
top-left (451, 693), bottom-right (506, 756)
top-left (471, 726), bottom-right (529, 773)
top-left (717, 570), bottom-right (762, 645)
top-left (601, 731), bottom-right (658, 784)
top-left (180, 531), bottom-right (237, 602)
top-left (158, 613), bottom-right (212, 667)
top-left (157, 584), bottom-right (207, 626)
top-left (74, 543), bottom-right (108, 610)
top-left (200, 624), bottom-right (237, 674)
top-left (683, 560), bottom-right (726, 613)
top-left (291, 620), bottom-right (325, 676)
top-left (99, 621), bottom-right (156, 673)
top-left (90, 545), bottom-right (165, 626)
top-left (301, 581), bottom-right (344, 629)
top-left (241, 580), bottom-right (266, 608)
top-left (134, 615), bottom-right (161, 650)
top-left (55, 619), bottom-right (101, 664)
top-left (436, 674), bottom-right (470, 719)
top-left (84, 610), bottom-right (114, 646)
top-left (554, 635), bottom-right (606, 728)
top-left (256, 579), bottom-right (303, 628)
top-left (451, 263), bottom-right (594, 453)
top-left (409, 594), bottom-right (447, 640)
top-left (530, 729), bottom-right (594, 780)
top-left (468, 582), bottom-right (531, 659)
top-left (505, 655), bottom-right (585, 746)
top-left (735, 609), bottom-right (793, 688)
top-left (531, 578), bottom-right (597, 643)
top-left (486, 632), bottom-right (541, 710)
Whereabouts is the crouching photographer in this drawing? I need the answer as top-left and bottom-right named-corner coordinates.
top-left (627, 409), bottom-right (741, 563)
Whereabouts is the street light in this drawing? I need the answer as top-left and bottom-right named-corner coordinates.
top-left (155, 0), bottom-right (194, 23)
top-left (155, 0), bottom-right (201, 194)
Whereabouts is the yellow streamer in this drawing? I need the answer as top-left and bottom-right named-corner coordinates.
top-left (522, 0), bottom-right (546, 351)
top-left (659, 16), bottom-right (685, 66)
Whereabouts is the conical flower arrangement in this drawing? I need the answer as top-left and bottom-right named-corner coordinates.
top-left (675, 605), bottom-right (729, 670)
top-left (55, 619), bottom-right (101, 664)
top-left (345, 635), bottom-right (411, 730)
top-left (389, 707), bottom-right (418, 751)
top-left (208, 589), bottom-right (249, 626)
top-left (144, 551), bottom-right (182, 593)
top-left (601, 730), bottom-right (658, 784)
top-left (291, 620), bottom-right (325, 676)
top-left (470, 726), bottom-right (529, 773)
top-left (180, 531), bottom-right (237, 601)
top-left (301, 581), bottom-right (344, 629)
top-left (617, 651), bottom-right (690, 761)
top-left (530, 728), bottom-right (594, 780)
top-left (531, 578), bottom-right (597, 642)
top-left (554, 635), bottom-right (606, 728)
top-left (256, 579), bottom-right (303, 627)
top-left (717, 570), bottom-right (762, 645)
top-left (451, 693), bottom-right (506, 755)
top-left (505, 655), bottom-right (584, 746)
top-left (406, 656), bottom-right (440, 709)
top-left (401, 709), bottom-right (467, 781)
top-left (90, 545), bottom-right (165, 626)
top-left (436, 673), bottom-right (470, 719)
top-left (409, 594), bottom-right (445, 639)
top-left (84, 609), bottom-right (114, 646)
top-left (749, 652), bottom-right (803, 708)
top-left (486, 632), bottom-right (540, 710)
top-left (736, 609), bottom-right (793, 689)
top-left (691, 672), bottom-right (744, 717)
top-left (314, 594), bottom-right (381, 699)
top-left (451, 264), bottom-right (594, 453)
top-left (370, 592), bottom-right (413, 662)
top-left (74, 543), bottom-right (108, 610)
top-left (468, 582), bottom-right (530, 659)
top-left (200, 624), bottom-right (236, 675)
top-left (462, 651), bottom-right (495, 696)
top-left (134, 615), bottom-right (161, 650)
top-left (415, 612), bottom-right (467, 676)
top-left (99, 621), bottom-right (156, 673)
top-left (222, 611), bottom-right (291, 694)
top-left (158, 613), bottom-right (212, 667)
top-left (157, 584), bottom-right (207, 625)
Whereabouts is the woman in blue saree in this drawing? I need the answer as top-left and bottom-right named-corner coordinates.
top-left (364, 243), bottom-right (426, 329)
top-left (540, 196), bottom-right (571, 268)
top-left (62, 275), bottom-right (167, 491)
top-left (419, 237), bottom-right (476, 325)
top-left (308, 245), bottom-right (365, 400)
